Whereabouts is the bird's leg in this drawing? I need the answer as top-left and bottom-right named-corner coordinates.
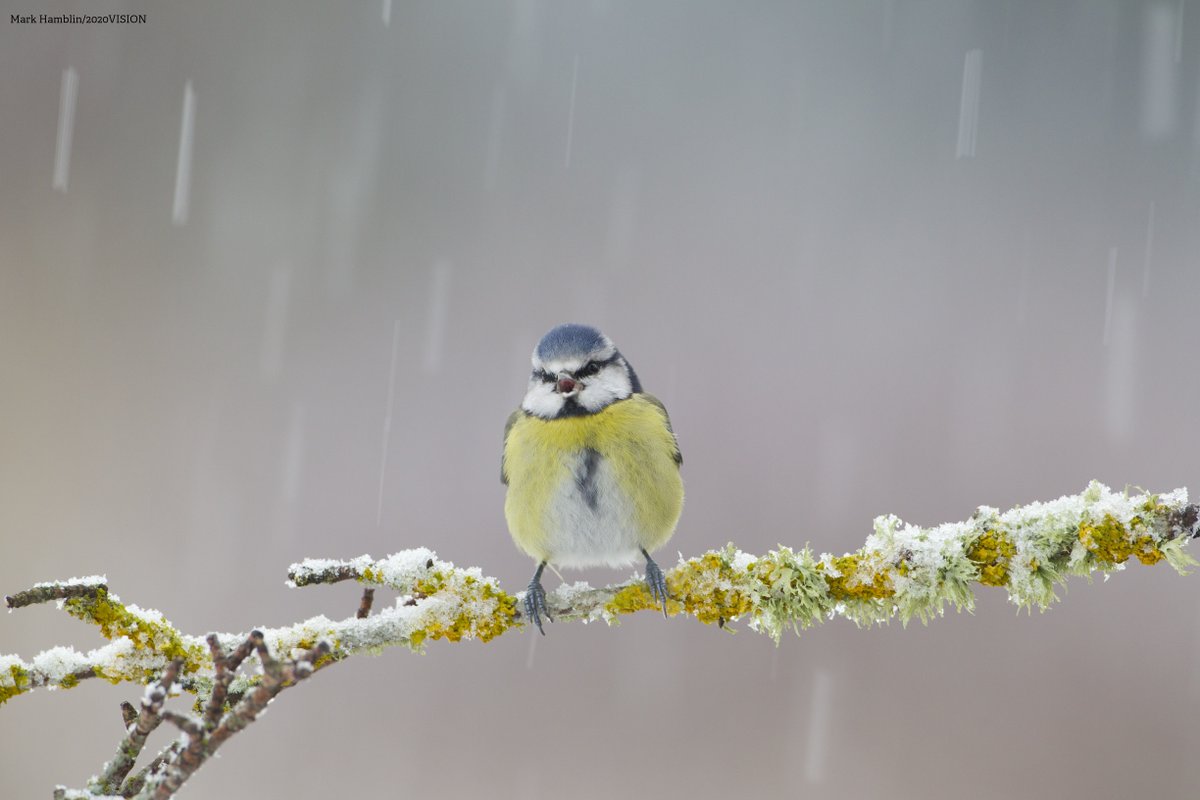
top-left (642, 548), bottom-right (670, 617)
top-left (525, 561), bottom-right (552, 635)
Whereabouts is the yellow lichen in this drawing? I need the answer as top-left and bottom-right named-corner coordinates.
top-left (666, 552), bottom-right (755, 625)
top-left (820, 554), bottom-right (894, 601)
top-left (411, 579), bottom-right (518, 644)
top-left (413, 572), bottom-right (446, 597)
top-left (61, 588), bottom-right (205, 673)
top-left (1078, 514), bottom-right (1164, 566)
top-left (1133, 535), bottom-right (1165, 565)
top-left (605, 584), bottom-right (660, 616)
top-left (967, 529), bottom-right (1018, 587)
top-left (1, 664), bottom-right (30, 705)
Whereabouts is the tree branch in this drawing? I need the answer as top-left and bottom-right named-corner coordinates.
top-left (87, 659), bottom-right (181, 795)
top-left (4, 481), bottom-right (1197, 799)
top-left (6, 576), bottom-right (107, 609)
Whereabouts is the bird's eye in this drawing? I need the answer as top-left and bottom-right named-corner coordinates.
top-left (535, 370), bottom-right (554, 383)
top-left (575, 362), bottom-right (600, 379)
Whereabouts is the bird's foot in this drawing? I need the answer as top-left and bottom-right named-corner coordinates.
top-left (524, 563), bottom-right (552, 635)
top-left (642, 550), bottom-right (670, 617)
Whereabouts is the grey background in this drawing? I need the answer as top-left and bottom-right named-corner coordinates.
top-left (2, 1), bottom-right (1200, 798)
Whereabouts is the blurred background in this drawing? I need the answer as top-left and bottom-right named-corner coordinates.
top-left (2, 1), bottom-right (1199, 797)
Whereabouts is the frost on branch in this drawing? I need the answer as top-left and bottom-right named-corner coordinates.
top-left (2, 482), bottom-right (1197, 798)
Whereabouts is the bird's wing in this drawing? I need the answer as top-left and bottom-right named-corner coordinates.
top-left (501, 408), bottom-right (524, 485)
top-left (641, 393), bottom-right (682, 466)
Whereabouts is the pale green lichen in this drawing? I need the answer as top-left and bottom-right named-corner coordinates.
top-left (746, 546), bottom-right (835, 641)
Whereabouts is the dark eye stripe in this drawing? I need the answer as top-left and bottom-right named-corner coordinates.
top-left (577, 355), bottom-right (620, 378)
top-left (533, 354), bottom-right (620, 383)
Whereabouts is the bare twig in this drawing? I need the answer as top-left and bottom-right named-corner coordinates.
top-left (89, 660), bottom-right (182, 795)
top-left (6, 580), bottom-right (107, 610)
top-left (153, 712), bottom-right (205, 800)
top-left (286, 563), bottom-right (362, 587)
top-left (357, 588), bottom-right (375, 618)
top-left (120, 742), bottom-right (179, 798)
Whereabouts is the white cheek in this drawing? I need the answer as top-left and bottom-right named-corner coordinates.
top-left (578, 366), bottom-right (632, 412)
top-left (522, 382), bottom-right (563, 417)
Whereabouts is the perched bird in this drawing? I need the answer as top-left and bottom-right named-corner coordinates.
top-left (502, 324), bottom-right (684, 633)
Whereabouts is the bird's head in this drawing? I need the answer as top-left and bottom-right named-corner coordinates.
top-left (521, 324), bottom-right (642, 419)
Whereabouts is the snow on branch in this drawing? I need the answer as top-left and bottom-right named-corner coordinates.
top-left (3, 482), bottom-right (1198, 798)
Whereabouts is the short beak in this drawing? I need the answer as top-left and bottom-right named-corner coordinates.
top-left (555, 373), bottom-right (578, 395)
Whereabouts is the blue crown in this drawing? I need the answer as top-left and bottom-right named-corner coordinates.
top-left (535, 323), bottom-right (608, 361)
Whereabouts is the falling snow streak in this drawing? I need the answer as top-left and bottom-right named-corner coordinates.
top-left (424, 261), bottom-right (451, 371)
top-left (1141, 4), bottom-right (1178, 141)
top-left (1103, 248), bottom-right (1117, 347)
top-left (376, 320), bottom-right (402, 527)
top-left (1143, 201), bottom-right (1156, 298)
top-left (260, 265), bottom-right (291, 381)
top-left (564, 55), bottom-right (579, 168)
top-left (484, 85), bottom-right (506, 190)
top-left (956, 49), bottom-right (982, 159)
top-left (1176, 0), bottom-right (1186, 63)
top-left (803, 670), bottom-right (833, 784)
top-left (172, 81), bottom-right (196, 225)
top-left (52, 67), bottom-right (78, 192)
top-left (881, 0), bottom-right (895, 49)
top-left (382, 0), bottom-right (392, 27)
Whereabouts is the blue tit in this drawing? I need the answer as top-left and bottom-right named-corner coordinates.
top-left (502, 323), bottom-right (684, 633)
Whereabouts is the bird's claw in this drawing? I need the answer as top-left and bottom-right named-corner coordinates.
top-left (644, 554), bottom-right (670, 617)
top-left (524, 577), bottom-right (552, 635)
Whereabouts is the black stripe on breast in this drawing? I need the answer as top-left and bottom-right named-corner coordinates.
top-left (575, 448), bottom-right (602, 511)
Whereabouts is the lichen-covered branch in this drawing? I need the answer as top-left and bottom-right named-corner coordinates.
top-left (4, 482), bottom-right (1198, 799)
top-left (285, 481), bottom-right (1199, 638)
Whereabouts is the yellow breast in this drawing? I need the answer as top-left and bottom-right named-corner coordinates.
top-left (502, 394), bottom-right (684, 565)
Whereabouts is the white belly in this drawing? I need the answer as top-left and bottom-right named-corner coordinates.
top-left (543, 449), bottom-right (643, 569)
